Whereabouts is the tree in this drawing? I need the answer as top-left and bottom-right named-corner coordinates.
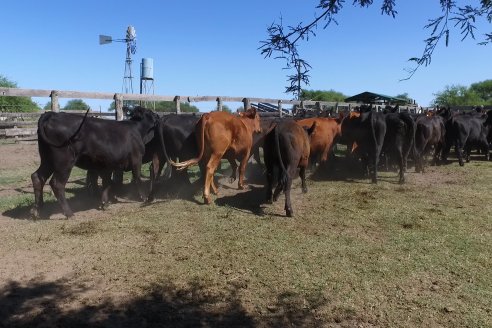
top-left (301, 89), bottom-right (347, 102)
top-left (63, 99), bottom-right (89, 111)
top-left (260, 1), bottom-right (492, 97)
top-left (0, 75), bottom-right (40, 112)
top-left (154, 101), bottom-right (199, 113)
top-left (469, 79), bottom-right (492, 104)
top-left (432, 84), bottom-right (485, 106)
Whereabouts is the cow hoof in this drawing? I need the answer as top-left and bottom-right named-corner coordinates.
top-left (286, 209), bottom-right (293, 217)
top-left (30, 208), bottom-right (40, 220)
top-left (302, 187), bottom-right (308, 193)
top-left (459, 162), bottom-right (464, 167)
top-left (145, 196), bottom-right (154, 204)
top-left (204, 196), bottom-right (212, 205)
top-left (99, 203), bottom-right (109, 211)
top-left (229, 177), bottom-right (236, 184)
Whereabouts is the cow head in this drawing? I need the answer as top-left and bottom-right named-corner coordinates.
top-left (240, 107), bottom-right (262, 134)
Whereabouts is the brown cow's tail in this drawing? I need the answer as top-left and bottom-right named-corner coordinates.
top-left (274, 125), bottom-right (288, 190)
top-left (171, 113), bottom-right (209, 171)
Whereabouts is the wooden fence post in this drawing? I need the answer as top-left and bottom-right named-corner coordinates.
top-left (315, 101), bottom-right (322, 116)
top-left (50, 90), bottom-right (59, 112)
top-left (114, 94), bottom-right (123, 121)
top-left (217, 97), bottom-right (222, 111)
top-left (242, 98), bottom-right (250, 111)
top-left (174, 96), bottom-right (181, 114)
top-left (278, 100), bottom-right (283, 118)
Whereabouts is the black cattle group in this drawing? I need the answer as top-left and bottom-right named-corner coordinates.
top-left (30, 105), bottom-right (492, 218)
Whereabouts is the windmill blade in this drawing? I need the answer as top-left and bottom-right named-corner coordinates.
top-left (99, 35), bottom-right (113, 45)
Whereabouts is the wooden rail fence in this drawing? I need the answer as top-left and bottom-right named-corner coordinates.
top-left (1, 87), bottom-right (421, 139)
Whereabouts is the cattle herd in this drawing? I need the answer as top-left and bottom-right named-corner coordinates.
top-left (30, 105), bottom-right (492, 218)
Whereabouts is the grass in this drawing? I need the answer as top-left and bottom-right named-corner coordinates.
top-left (0, 152), bottom-right (491, 327)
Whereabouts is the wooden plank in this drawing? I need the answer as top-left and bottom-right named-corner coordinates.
top-left (5, 127), bottom-right (37, 137)
top-left (1, 87), bottom-right (366, 111)
top-left (0, 121), bottom-right (37, 127)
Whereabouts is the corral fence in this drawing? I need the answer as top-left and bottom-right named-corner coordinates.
top-left (1, 87), bottom-right (422, 140)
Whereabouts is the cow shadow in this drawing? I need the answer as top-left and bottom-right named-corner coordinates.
top-left (0, 277), bottom-right (329, 328)
top-left (309, 156), bottom-right (370, 184)
top-left (3, 182), bottom-right (146, 220)
top-left (215, 185), bottom-right (266, 216)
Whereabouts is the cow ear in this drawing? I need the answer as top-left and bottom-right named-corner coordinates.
top-left (305, 121), bottom-right (317, 136)
top-left (336, 112), bottom-right (344, 124)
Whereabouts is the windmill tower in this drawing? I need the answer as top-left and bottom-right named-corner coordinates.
top-left (99, 25), bottom-right (137, 97)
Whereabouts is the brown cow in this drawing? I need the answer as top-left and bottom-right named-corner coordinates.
top-left (296, 116), bottom-right (342, 169)
top-left (171, 108), bottom-right (261, 204)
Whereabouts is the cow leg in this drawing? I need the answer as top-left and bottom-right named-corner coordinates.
top-left (300, 166), bottom-right (308, 193)
top-left (397, 150), bottom-right (405, 184)
top-left (100, 172), bottom-right (113, 210)
top-left (131, 162), bottom-right (145, 202)
top-left (237, 150), bottom-right (250, 190)
top-left (455, 140), bottom-right (465, 166)
top-left (49, 168), bottom-right (73, 218)
top-left (227, 158), bottom-right (238, 184)
top-left (284, 166), bottom-right (296, 217)
top-left (464, 144), bottom-right (472, 163)
top-left (204, 156), bottom-right (221, 204)
top-left (146, 153), bottom-right (160, 203)
top-left (85, 170), bottom-right (98, 195)
top-left (30, 163), bottom-right (53, 218)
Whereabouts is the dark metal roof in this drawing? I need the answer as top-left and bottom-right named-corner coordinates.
top-left (344, 91), bottom-right (407, 104)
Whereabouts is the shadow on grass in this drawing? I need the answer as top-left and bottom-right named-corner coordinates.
top-left (215, 186), bottom-right (266, 216)
top-left (0, 278), bottom-right (329, 328)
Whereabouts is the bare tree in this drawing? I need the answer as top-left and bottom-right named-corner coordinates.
top-left (260, 0), bottom-right (492, 97)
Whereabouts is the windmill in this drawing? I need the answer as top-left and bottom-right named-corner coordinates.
top-left (99, 26), bottom-right (137, 96)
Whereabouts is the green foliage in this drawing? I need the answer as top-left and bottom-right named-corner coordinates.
top-left (432, 84), bottom-right (488, 106)
top-left (63, 99), bottom-right (90, 111)
top-left (154, 101), bottom-right (199, 113)
top-left (469, 80), bottom-right (492, 104)
top-left (0, 74), bottom-right (40, 112)
top-left (300, 89), bottom-right (347, 102)
top-left (221, 105), bottom-right (232, 113)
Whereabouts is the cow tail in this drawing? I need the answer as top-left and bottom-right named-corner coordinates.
top-left (38, 108), bottom-right (90, 148)
top-left (156, 119), bottom-right (174, 179)
top-left (401, 113), bottom-right (416, 159)
top-left (171, 113), bottom-right (208, 171)
top-left (274, 125), bottom-right (288, 190)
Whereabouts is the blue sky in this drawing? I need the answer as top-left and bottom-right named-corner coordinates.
top-left (2, 1), bottom-right (491, 111)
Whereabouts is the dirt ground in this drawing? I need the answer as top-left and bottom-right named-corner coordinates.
top-left (1, 140), bottom-right (490, 327)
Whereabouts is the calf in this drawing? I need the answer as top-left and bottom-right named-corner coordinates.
top-left (263, 120), bottom-right (315, 217)
top-left (171, 108), bottom-right (261, 204)
top-left (31, 107), bottom-right (162, 218)
top-left (414, 115), bottom-right (446, 173)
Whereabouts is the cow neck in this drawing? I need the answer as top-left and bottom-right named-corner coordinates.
top-left (239, 116), bottom-right (255, 135)
top-left (134, 118), bottom-right (155, 138)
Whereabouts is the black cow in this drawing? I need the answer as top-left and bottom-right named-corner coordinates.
top-left (414, 114), bottom-right (446, 173)
top-left (382, 112), bottom-right (416, 183)
top-left (340, 110), bottom-right (387, 183)
top-left (31, 106), bottom-right (163, 218)
top-left (146, 113), bottom-right (201, 201)
top-left (442, 110), bottom-right (492, 166)
top-left (263, 119), bottom-right (315, 217)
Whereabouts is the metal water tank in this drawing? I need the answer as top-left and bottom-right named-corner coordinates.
top-left (141, 58), bottom-right (154, 80)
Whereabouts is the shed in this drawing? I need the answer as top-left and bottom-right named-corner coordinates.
top-left (345, 91), bottom-right (408, 105)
